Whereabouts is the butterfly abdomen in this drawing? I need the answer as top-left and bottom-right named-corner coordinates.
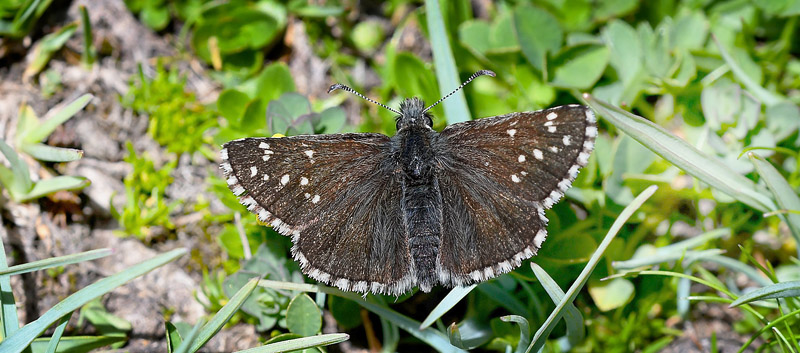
top-left (398, 128), bottom-right (443, 292)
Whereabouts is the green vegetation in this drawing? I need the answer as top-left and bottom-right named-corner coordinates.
top-left (1, 0), bottom-right (798, 352)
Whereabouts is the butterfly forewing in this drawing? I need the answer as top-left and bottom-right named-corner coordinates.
top-left (435, 105), bottom-right (596, 284)
top-left (221, 134), bottom-right (414, 295)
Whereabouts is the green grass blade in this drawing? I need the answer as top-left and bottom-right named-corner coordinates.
top-left (30, 334), bottom-right (127, 352)
top-left (613, 249), bottom-right (724, 270)
top-left (0, 248), bottom-right (111, 276)
top-left (530, 263), bottom-right (585, 348)
top-left (500, 315), bottom-right (530, 353)
top-left (584, 94), bottom-right (774, 212)
top-left (174, 319), bottom-right (204, 353)
top-left (730, 281), bottom-right (800, 308)
top-left (22, 94), bottom-right (92, 144)
top-left (21, 176), bottom-right (90, 201)
top-left (424, 0), bottom-right (472, 123)
top-left (704, 255), bottom-right (772, 287)
top-left (0, 248), bottom-right (186, 353)
top-left (337, 292), bottom-right (467, 353)
top-left (20, 143), bottom-right (83, 162)
top-left (740, 309), bottom-right (800, 353)
top-left (0, 224), bottom-right (20, 338)
top-left (712, 35), bottom-right (784, 106)
top-left (236, 333), bottom-right (350, 353)
top-left (527, 185), bottom-right (658, 353)
top-left (0, 138), bottom-right (32, 199)
top-left (190, 277), bottom-right (259, 352)
top-left (43, 313), bottom-right (71, 353)
top-left (749, 152), bottom-right (800, 253)
top-left (420, 285), bottom-right (476, 329)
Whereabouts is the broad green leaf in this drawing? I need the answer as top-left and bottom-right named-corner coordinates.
top-left (730, 281), bottom-right (800, 307)
top-left (237, 333), bottom-right (349, 353)
top-left (549, 44), bottom-right (609, 89)
top-left (140, 4), bottom-right (169, 30)
top-left (190, 277), bottom-right (259, 352)
top-left (0, 249), bottom-right (111, 276)
top-left (458, 20), bottom-right (490, 57)
top-left (531, 263), bottom-right (585, 348)
top-left (392, 52), bottom-right (439, 108)
top-left (603, 20), bottom-right (642, 85)
top-left (513, 4), bottom-right (562, 73)
top-left (20, 143), bottom-right (83, 162)
top-left (252, 62), bottom-right (296, 103)
top-left (425, 0), bottom-right (472, 123)
top-left (218, 89), bottom-right (251, 127)
top-left (174, 319), bottom-right (204, 353)
top-left (328, 295), bottom-right (362, 330)
top-left (527, 185), bottom-right (658, 353)
top-left (749, 153), bottom-right (800, 252)
top-left (584, 94), bottom-right (774, 212)
top-left (317, 107), bottom-right (346, 134)
top-left (286, 293), bottom-right (322, 336)
top-left (420, 285), bottom-right (476, 329)
top-left (671, 12), bottom-right (708, 50)
top-left (0, 248), bottom-right (186, 353)
top-left (22, 176), bottom-right (89, 202)
top-left (488, 12), bottom-right (518, 53)
top-left (765, 102), bottom-right (800, 142)
top-left (588, 278), bottom-right (635, 312)
top-left (23, 94), bottom-right (93, 144)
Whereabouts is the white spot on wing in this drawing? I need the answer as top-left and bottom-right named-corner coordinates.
top-left (304, 193), bottom-right (311, 199)
top-left (305, 150), bottom-right (315, 159)
top-left (511, 174), bottom-right (521, 183)
top-left (549, 146), bottom-right (559, 153)
top-left (586, 126), bottom-right (598, 138)
top-left (250, 166), bottom-right (257, 177)
top-left (586, 109), bottom-right (596, 123)
top-left (518, 155), bottom-right (526, 162)
top-left (263, 174), bottom-right (269, 181)
top-left (259, 142), bottom-right (269, 149)
top-left (563, 135), bottom-right (572, 146)
top-left (533, 149), bottom-right (543, 160)
top-left (312, 195), bottom-right (320, 204)
top-left (547, 112), bottom-right (558, 120)
top-left (300, 177), bottom-right (309, 185)
top-left (548, 126), bottom-right (557, 133)
top-left (507, 129), bottom-right (517, 137)
top-left (281, 174), bottom-right (290, 185)
top-left (262, 155), bottom-right (270, 161)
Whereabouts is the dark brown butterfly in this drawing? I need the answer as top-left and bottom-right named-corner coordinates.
top-left (220, 70), bottom-right (596, 296)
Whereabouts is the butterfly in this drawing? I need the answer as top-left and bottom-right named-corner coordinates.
top-left (220, 70), bottom-right (597, 296)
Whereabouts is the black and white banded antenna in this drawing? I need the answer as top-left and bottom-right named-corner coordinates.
top-left (327, 83), bottom-right (401, 115)
top-left (423, 70), bottom-right (495, 113)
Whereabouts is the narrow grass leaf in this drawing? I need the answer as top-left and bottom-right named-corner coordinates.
top-left (527, 185), bottom-right (658, 353)
top-left (531, 263), bottom-right (585, 347)
top-left (476, 282), bottom-right (528, 316)
top-left (44, 313), bottom-right (71, 353)
top-left (500, 315), bottom-right (530, 353)
top-left (23, 23), bottom-right (77, 78)
top-left (23, 94), bottom-right (92, 144)
top-left (20, 143), bottom-right (83, 162)
top-left (705, 255), bottom-right (772, 287)
top-left (0, 227), bottom-right (20, 338)
top-left (190, 277), bottom-right (259, 352)
top-left (740, 309), bottom-right (800, 353)
top-left (337, 291), bottom-right (467, 353)
top-left (236, 333), bottom-right (350, 353)
top-left (584, 94), bottom-right (774, 212)
top-left (22, 176), bottom-right (90, 201)
top-left (749, 152), bottom-right (800, 252)
top-left (0, 248), bottom-right (186, 353)
top-left (420, 285), bottom-right (477, 329)
top-left (166, 322), bottom-right (182, 353)
top-left (174, 319), bottom-right (204, 353)
top-left (0, 248), bottom-right (111, 276)
top-left (614, 249), bottom-right (724, 270)
top-left (30, 335), bottom-right (127, 352)
top-left (424, 0), bottom-right (471, 123)
top-left (712, 35), bottom-right (783, 106)
top-left (730, 281), bottom-right (800, 308)
top-left (0, 138), bottom-right (32, 198)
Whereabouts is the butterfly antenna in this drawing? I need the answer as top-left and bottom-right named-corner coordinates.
top-left (423, 70), bottom-right (495, 113)
top-left (328, 83), bottom-right (402, 115)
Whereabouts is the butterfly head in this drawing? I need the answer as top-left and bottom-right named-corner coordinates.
top-left (396, 97), bottom-right (433, 130)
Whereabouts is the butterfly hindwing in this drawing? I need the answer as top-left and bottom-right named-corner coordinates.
top-left (435, 105), bottom-right (597, 284)
top-left (221, 134), bottom-right (414, 295)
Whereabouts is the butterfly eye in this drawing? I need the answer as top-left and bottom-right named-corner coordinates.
top-left (425, 114), bottom-right (433, 127)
